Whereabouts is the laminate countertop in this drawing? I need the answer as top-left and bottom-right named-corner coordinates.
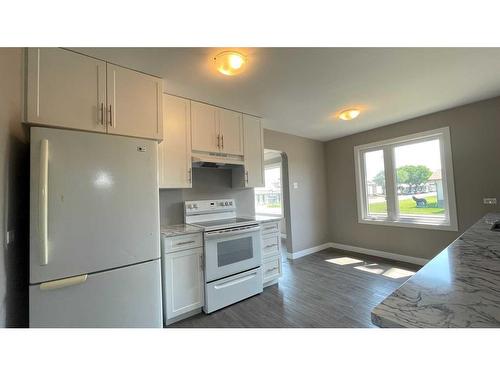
top-left (160, 224), bottom-right (203, 238)
top-left (372, 213), bottom-right (500, 328)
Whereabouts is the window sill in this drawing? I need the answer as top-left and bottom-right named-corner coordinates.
top-left (359, 216), bottom-right (458, 231)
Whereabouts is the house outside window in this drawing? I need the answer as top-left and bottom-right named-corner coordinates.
top-left (354, 127), bottom-right (458, 231)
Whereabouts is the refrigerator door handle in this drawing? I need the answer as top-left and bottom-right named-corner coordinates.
top-left (39, 139), bottom-right (49, 266)
top-left (39, 274), bottom-right (88, 291)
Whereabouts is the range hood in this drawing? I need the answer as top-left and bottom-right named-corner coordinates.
top-left (191, 151), bottom-right (244, 168)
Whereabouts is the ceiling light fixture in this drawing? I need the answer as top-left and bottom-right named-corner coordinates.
top-left (338, 108), bottom-right (361, 121)
top-left (214, 51), bottom-right (246, 76)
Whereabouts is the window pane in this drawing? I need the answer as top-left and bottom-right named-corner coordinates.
top-left (364, 150), bottom-right (387, 216)
top-left (394, 139), bottom-right (445, 218)
top-left (255, 165), bottom-right (282, 215)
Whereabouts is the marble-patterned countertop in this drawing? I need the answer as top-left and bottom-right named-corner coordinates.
top-left (372, 213), bottom-right (500, 328)
top-left (160, 224), bottom-right (203, 237)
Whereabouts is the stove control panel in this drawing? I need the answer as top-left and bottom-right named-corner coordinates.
top-left (185, 199), bottom-right (236, 215)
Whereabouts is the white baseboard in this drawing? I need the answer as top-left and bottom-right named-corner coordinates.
top-left (286, 243), bottom-right (331, 260)
top-left (329, 242), bottom-right (429, 266)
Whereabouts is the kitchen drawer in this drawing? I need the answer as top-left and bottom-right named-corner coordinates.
top-left (262, 234), bottom-right (280, 259)
top-left (162, 233), bottom-right (203, 253)
top-left (262, 256), bottom-right (281, 284)
top-left (205, 267), bottom-right (263, 313)
top-left (261, 221), bottom-right (280, 235)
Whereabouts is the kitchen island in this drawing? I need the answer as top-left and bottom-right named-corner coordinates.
top-left (372, 213), bottom-right (500, 328)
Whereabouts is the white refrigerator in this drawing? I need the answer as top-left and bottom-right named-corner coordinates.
top-left (29, 127), bottom-right (162, 327)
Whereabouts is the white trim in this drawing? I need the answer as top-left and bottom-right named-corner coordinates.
top-left (286, 243), bottom-right (331, 260)
top-left (354, 126), bottom-right (458, 231)
top-left (330, 242), bottom-right (429, 266)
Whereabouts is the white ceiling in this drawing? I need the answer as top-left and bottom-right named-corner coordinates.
top-left (74, 48), bottom-right (500, 141)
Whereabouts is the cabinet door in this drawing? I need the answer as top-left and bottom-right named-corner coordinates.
top-left (243, 115), bottom-right (264, 187)
top-left (26, 48), bottom-right (106, 132)
top-left (218, 108), bottom-right (243, 155)
top-left (106, 63), bottom-right (163, 140)
top-left (158, 94), bottom-right (192, 188)
top-left (191, 101), bottom-right (219, 153)
top-left (163, 247), bottom-right (204, 320)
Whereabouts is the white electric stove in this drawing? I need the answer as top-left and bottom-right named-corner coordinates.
top-left (185, 199), bottom-right (263, 313)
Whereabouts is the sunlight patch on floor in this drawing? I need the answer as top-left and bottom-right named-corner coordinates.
top-left (354, 264), bottom-right (384, 274)
top-left (382, 267), bottom-right (416, 279)
top-left (325, 257), bottom-right (363, 265)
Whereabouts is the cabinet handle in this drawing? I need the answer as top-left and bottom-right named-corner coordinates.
top-left (187, 168), bottom-right (192, 184)
top-left (217, 134), bottom-right (220, 149)
top-left (266, 266), bottom-right (279, 273)
top-left (100, 102), bottom-right (104, 125)
top-left (264, 244), bottom-right (276, 249)
top-left (108, 104), bottom-right (113, 127)
top-left (176, 240), bottom-right (196, 246)
top-left (245, 170), bottom-right (249, 184)
top-left (199, 254), bottom-right (204, 271)
top-left (221, 134), bottom-right (224, 150)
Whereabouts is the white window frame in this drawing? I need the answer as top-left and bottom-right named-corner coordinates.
top-left (354, 127), bottom-right (458, 231)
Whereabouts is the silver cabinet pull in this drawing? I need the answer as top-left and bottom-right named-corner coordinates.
top-left (199, 254), bottom-right (204, 271)
top-left (187, 168), bottom-right (192, 184)
top-left (221, 134), bottom-right (224, 150)
top-left (108, 104), bottom-right (113, 127)
top-left (266, 266), bottom-right (279, 273)
top-left (245, 170), bottom-right (249, 184)
top-left (264, 244), bottom-right (276, 249)
top-left (217, 134), bottom-right (220, 149)
top-left (176, 240), bottom-right (196, 246)
top-left (100, 102), bottom-right (104, 125)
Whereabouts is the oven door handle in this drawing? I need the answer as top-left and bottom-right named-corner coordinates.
top-left (205, 226), bottom-right (260, 239)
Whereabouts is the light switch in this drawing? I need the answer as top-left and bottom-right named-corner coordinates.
top-left (293, 182), bottom-right (299, 189)
top-left (6, 230), bottom-right (15, 244)
top-left (483, 198), bottom-right (497, 205)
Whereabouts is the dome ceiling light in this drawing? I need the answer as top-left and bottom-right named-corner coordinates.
top-left (214, 51), bottom-right (247, 76)
top-left (338, 108), bottom-right (361, 121)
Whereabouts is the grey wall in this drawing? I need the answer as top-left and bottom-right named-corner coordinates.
top-left (326, 96), bottom-right (500, 260)
top-left (264, 129), bottom-right (329, 253)
top-left (159, 168), bottom-right (255, 226)
top-left (0, 48), bottom-right (29, 327)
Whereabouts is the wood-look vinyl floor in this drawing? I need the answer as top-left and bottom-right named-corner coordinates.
top-left (170, 248), bottom-right (420, 328)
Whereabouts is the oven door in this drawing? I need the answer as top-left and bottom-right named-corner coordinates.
top-left (204, 225), bottom-right (261, 282)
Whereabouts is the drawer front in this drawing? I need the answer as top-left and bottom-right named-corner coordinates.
top-left (261, 221), bottom-right (280, 235)
top-left (262, 256), bottom-right (281, 284)
top-left (262, 234), bottom-right (280, 259)
top-left (205, 268), bottom-right (263, 313)
top-left (162, 233), bottom-right (203, 253)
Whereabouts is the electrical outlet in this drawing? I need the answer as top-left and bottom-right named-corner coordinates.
top-left (293, 182), bottom-right (299, 189)
top-left (483, 198), bottom-right (497, 205)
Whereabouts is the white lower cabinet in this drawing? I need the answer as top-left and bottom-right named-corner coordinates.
top-left (162, 234), bottom-right (204, 325)
top-left (260, 219), bottom-right (282, 287)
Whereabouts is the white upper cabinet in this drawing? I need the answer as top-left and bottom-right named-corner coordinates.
top-left (106, 63), bottom-right (163, 141)
top-left (240, 115), bottom-right (264, 187)
top-left (26, 48), bottom-right (107, 133)
top-left (191, 101), bottom-right (219, 153)
top-left (158, 94), bottom-right (192, 188)
top-left (218, 108), bottom-right (243, 155)
top-left (25, 48), bottom-right (163, 141)
top-left (191, 102), bottom-right (243, 156)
